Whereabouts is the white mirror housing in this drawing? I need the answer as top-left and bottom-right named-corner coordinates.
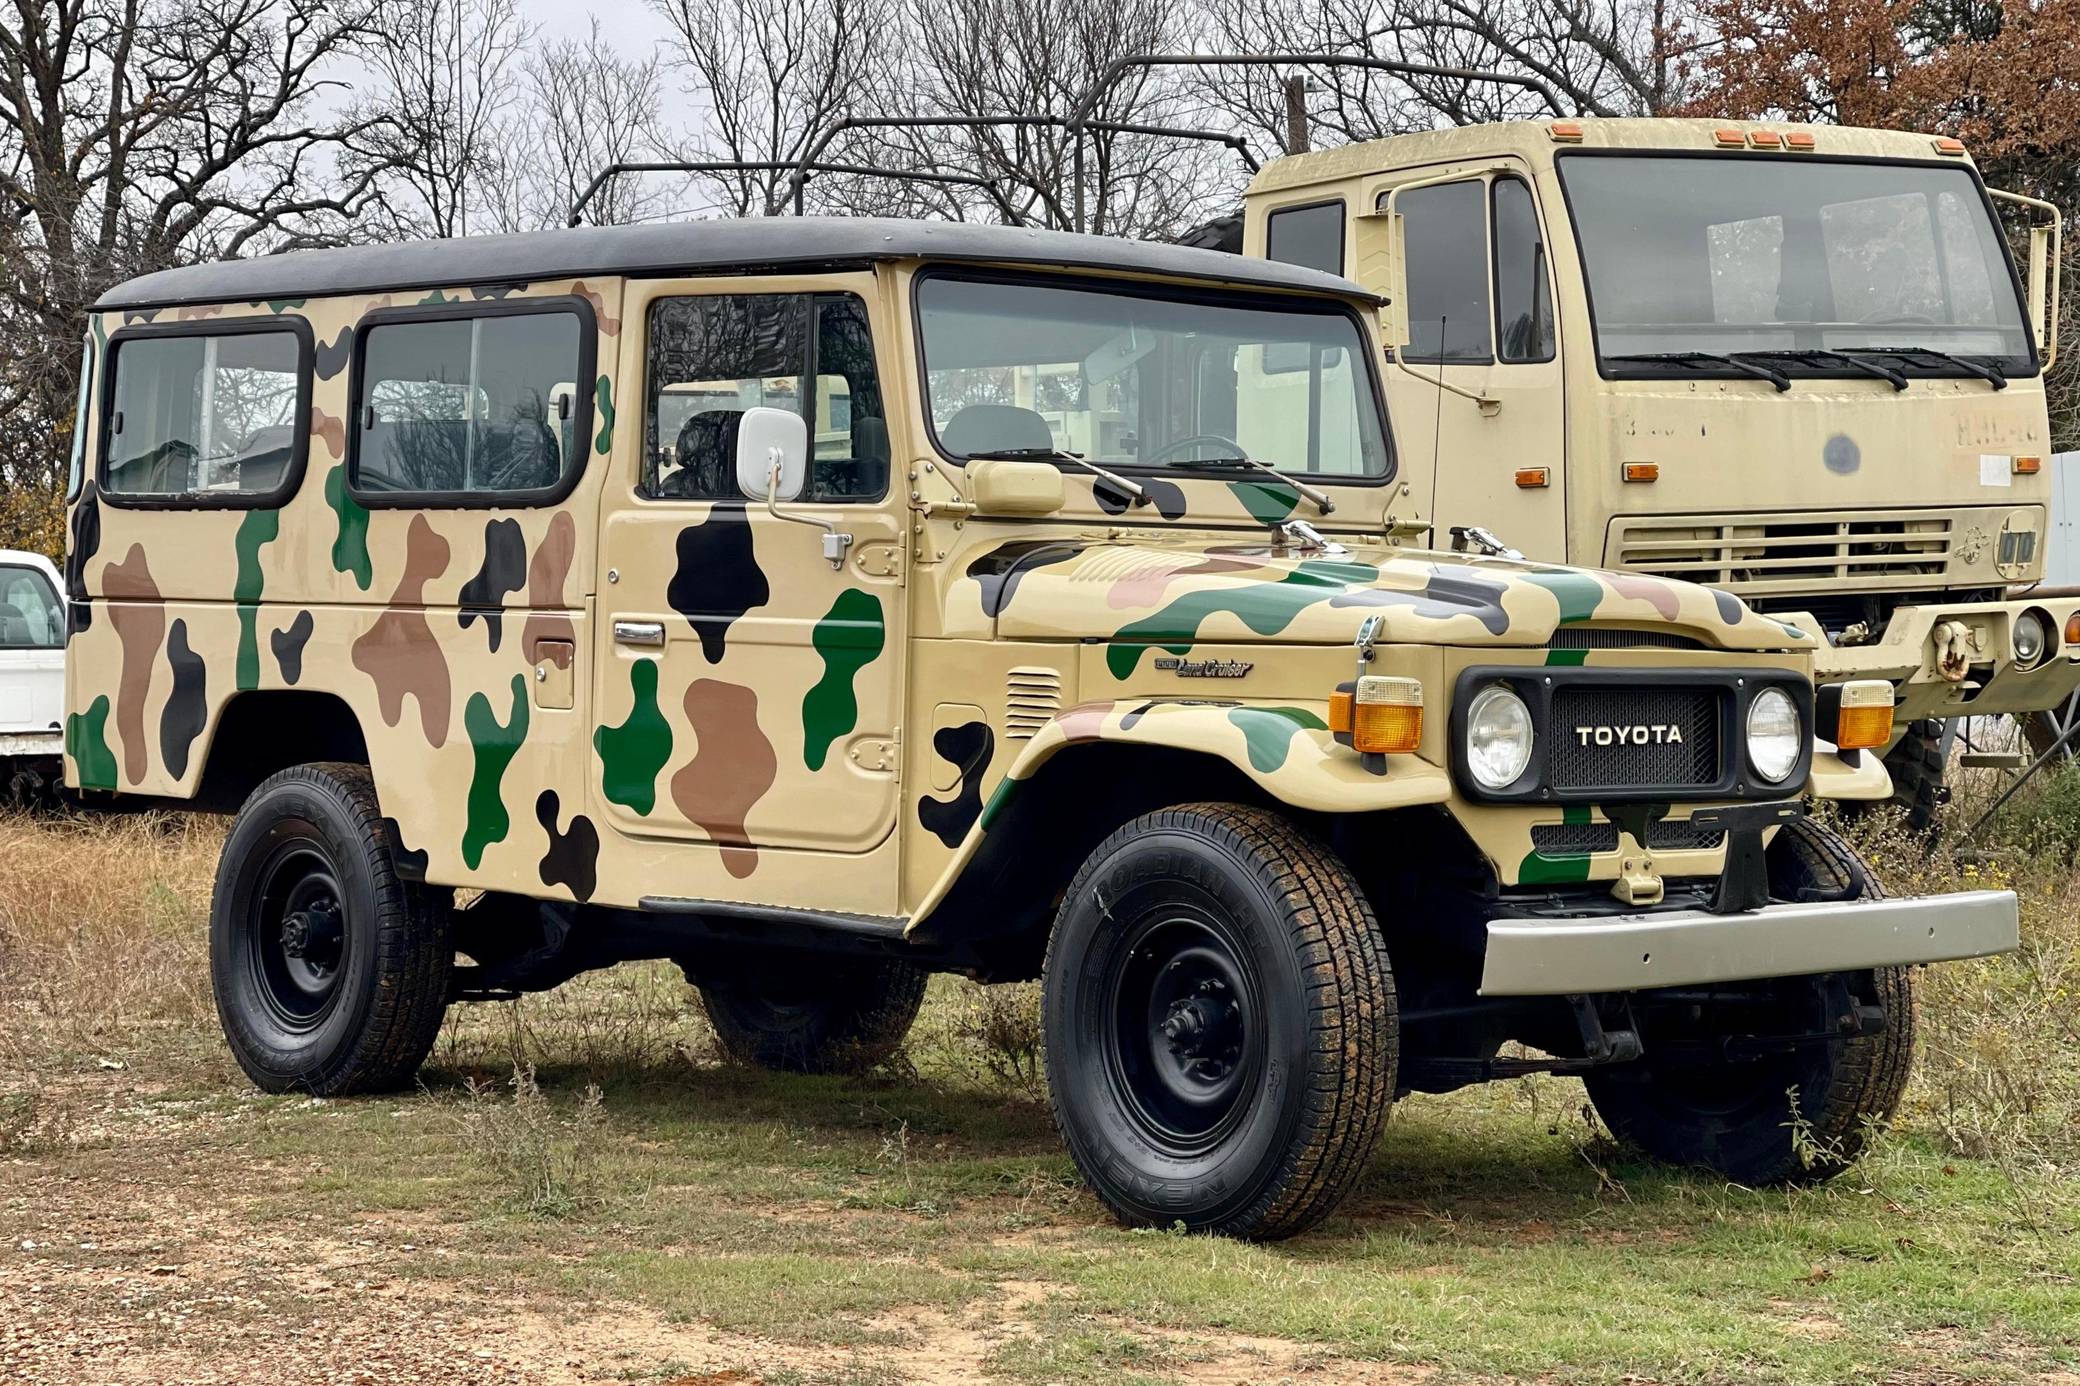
top-left (734, 406), bottom-right (809, 502)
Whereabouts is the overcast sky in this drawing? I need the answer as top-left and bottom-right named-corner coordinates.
top-left (521, 0), bottom-right (679, 53)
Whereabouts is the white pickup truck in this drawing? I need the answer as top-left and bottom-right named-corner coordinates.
top-left (0, 549), bottom-right (65, 796)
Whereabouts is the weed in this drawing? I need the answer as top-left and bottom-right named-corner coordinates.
top-left (454, 1062), bottom-right (607, 1216)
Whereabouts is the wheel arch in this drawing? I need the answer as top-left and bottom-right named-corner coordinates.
top-left (191, 689), bottom-right (372, 812)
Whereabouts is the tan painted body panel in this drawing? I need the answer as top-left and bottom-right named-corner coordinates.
top-left (1241, 117), bottom-right (2080, 724)
top-left (64, 240), bottom-right (1862, 935)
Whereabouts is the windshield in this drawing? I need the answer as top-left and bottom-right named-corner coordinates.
top-left (1557, 155), bottom-right (2033, 376)
top-left (916, 274), bottom-right (1391, 477)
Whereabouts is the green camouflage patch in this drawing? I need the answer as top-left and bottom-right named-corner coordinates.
top-left (802, 589), bottom-right (885, 771)
top-left (594, 658), bottom-right (672, 815)
top-left (462, 674), bottom-right (530, 869)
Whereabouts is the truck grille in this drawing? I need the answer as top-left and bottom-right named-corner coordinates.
top-left (1547, 686), bottom-right (1723, 791)
top-left (1531, 820), bottom-right (1728, 856)
top-left (1611, 510), bottom-right (1951, 595)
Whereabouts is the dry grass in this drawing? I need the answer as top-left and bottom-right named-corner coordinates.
top-left (0, 808), bottom-right (219, 1069)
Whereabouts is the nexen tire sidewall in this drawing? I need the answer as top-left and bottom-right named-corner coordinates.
top-left (211, 782), bottom-right (385, 1091)
top-left (1045, 828), bottom-right (1312, 1229)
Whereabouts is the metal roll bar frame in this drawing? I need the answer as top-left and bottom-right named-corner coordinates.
top-left (567, 159), bottom-right (1001, 227)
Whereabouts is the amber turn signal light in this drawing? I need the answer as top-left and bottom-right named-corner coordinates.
top-left (2015, 455), bottom-right (2043, 475)
top-left (2064, 611), bottom-right (2080, 647)
top-left (1515, 467), bottom-right (1549, 488)
top-left (1622, 462), bottom-right (1660, 483)
top-left (1330, 676), bottom-right (1424, 755)
top-left (1823, 680), bottom-right (1896, 753)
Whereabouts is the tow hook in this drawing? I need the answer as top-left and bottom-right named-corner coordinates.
top-left (1932, 619), bottom-right (1975, 682)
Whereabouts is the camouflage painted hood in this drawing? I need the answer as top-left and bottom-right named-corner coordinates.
top-left (967, 537), bottom-right (1814, 665)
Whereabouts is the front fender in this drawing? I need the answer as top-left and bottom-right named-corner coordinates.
top-left (908, 697), bottom-right (1451, 931)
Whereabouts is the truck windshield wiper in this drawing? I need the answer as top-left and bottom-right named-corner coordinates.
top-left (1846, 346), bottom-right (2008, 390)
top-left (964, 447), bottom-right (1147, 507)
top-left (1166, 453), bottom-right (1335, 515)
top-left (1729, 348), bottom-right (1908, 391)
top-left (1605, 351), bottom-right (1791, 392)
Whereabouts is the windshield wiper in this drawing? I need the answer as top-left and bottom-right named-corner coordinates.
top-left (1166, 454), bottom-right (1335, 516)
top-left (1605, 351), bottom-right (1791, 391)
top-left (1847, 346), bottom-right (2008, 390)
top-left (1730, 348), bottom-right (1908, 391)
top-left (964, 447), bottom-right (1147, 507)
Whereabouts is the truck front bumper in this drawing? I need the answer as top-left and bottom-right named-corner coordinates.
top-left (1479, 889), bottom-right (2017, 996)
top-left (1802, 594), bottom-right (2080, 723)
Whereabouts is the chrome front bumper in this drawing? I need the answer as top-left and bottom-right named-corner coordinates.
top-left (1479, 889), bottom-right (2018, 996)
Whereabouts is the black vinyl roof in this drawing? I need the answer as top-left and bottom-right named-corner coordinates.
top-left (96, 216), bottom-right (1371, 310)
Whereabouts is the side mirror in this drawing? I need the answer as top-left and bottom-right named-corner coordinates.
top-left (970, 457), bottom-right (1065, 515)
top-left (734, 406), bottom-right (808, 502)
top-left (1376, 207), bottom-right (1411, 351)
top-left (1992, 187), bottom-right (2061, 371)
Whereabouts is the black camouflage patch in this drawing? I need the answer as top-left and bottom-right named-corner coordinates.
top-left (381, 816), bottom-right (430, 881)
top-left (965, 540), bottom-right (1083, 618)
top-left (270, 610), bottom-right (315, 684)
top-left (65, 481), bottom-right (101, 636)
top-left (159, 620), bottom-right (207, 780)
top-left (314, 325), bottom-right (354, 380)
top-left (1096, 476), bottom-right (1188, 520)
top-left (668, 508), bottom-right (769, 664)
top-left (919, 721), bottom-right (994, 849)
top-left (534, 790), bottom-right (600, 902)
top-left (459, 518), bottom-right (527, 652)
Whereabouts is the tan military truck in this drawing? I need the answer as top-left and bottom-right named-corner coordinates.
top-left (1224, 117), bottom-right (2073, 823)
top-left (66, 218), bottom-right (2015, 1239)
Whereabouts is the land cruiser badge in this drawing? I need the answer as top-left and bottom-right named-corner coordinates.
top-left (1154, 656), bottom-right (1254, 679)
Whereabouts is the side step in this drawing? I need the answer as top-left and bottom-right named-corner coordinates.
top-left (638, 896), bottom-right (910, 941)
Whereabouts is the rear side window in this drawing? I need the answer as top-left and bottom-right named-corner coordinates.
top-left (351, 305), bottom-right (590, 504)
top-left (0, 564), bottom-right (61, 649)
top-left (1391, 180), bottom-right (1493, 362)
top-left (1266, 201), bottom-right (1345, 275)
top-left (103, 325), bottom-right (308, 503)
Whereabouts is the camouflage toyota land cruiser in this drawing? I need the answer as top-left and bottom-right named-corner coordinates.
top-left (66, 218), bottom-right (2017, 1239)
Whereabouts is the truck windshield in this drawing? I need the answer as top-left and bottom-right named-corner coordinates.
top-left (1557, 155), bottom-right (2033, 380)
top-left (916, 273), bottom-right (1391, 477)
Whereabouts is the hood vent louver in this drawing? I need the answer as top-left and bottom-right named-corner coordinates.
top-left (1006, 667), bottom-right (1064, 739)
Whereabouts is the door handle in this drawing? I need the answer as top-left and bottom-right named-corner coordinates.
top-left (612, 620), bottom-right (665, 648)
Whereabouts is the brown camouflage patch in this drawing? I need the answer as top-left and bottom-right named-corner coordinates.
top-left (1605, 572), bottom-right (1682, 620)
top-left (1106, 553), bottom-right (1257, 610)
top-left (568, 281), bottom-right (622, 335)
top-left (102, 545), bottom-right (165, 786)
top-left (310, 406), bottom-right (346, 460)
top-left (350, 515), bottom-right (453, 747)
top-left (670, 679), bottom-right (776, 879)
top-left (520, 510), bottom-right (579, 662)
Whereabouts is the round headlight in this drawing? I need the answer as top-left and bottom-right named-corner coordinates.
top-left (2014, 609), bottom-right (2050, 669)
top-left (1466, 686), bottom-right (1535, 790)
top-left (1746, 687), bottom-right (1801, 784)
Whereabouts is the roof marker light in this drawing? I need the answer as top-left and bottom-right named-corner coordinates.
top-left (1785, 131), bottom-right (1817, 150)
top-left (1748, 130), bottom-right (1783, 148)
top-left (1548, 121), bottom-right (1584, 143)
top-left (1713, 127), bottom-right (1747, 148)
top-left (1934, 136), bottom-right (1968, 156)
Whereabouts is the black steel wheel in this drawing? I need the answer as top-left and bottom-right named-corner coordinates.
top-left (1044, 803), bottom-right (1396, 1241)
top-left (1584, 817), bottom-right (1916, 1185)
top-left (211, 762), bottom-right (451, 1095)
top-left (694, 955), bottom-right (927, 1074)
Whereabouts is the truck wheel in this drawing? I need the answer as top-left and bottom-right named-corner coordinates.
top-left (210, 763), bottom-right (452, 1096)
top-left (695, 956), bottom-right (927, 1074)
top-left (1042, 803), bottom-right (1396, 1240)
top-left (1584, 819), bottom-right (1916, 1186)
top-left (1879, 719), bottom-right (1947, 834)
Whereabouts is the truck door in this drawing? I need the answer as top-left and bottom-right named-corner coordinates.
top-left (591, 274), bottom-right (906, 883)
top-left (1373, 170), bottom-right (1567, 561)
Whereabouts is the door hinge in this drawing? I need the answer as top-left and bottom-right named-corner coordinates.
top-left (849, 734), bottom-right (900, 773)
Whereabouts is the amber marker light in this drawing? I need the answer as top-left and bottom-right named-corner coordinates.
top-left (1622, 462), bottom-right (1660, 483)
top-left (1548, 121), bottom-right (1584, 142)
top-left (1933, 136), bottom-right (1968, 156)
top-left (1515, 467), bottom-right (1550, 488)
top-left (1330, 676), bottom-right (1424, 755)
top-left (2066, 611), bottom-right (2080, 647)
top-left (2015, 455), bottom-right (2043, 476)
top-left (1749, 130), bottom-right (1783, 148)
top-left (1825, 680), bottom-right (1896, 754)
top-left (1713, 127), bottom-right (1748, 147)
top-left (1785, 131), bottom-right (1817, 151)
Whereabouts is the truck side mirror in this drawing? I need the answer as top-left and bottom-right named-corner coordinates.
top-left (1992, 188), bottom-right (2061, 371)
top-left (734, 406), bottom-right (808, 502)
top-left (1376, 208), bottom-right (1412, 351)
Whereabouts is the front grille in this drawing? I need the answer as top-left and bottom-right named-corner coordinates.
top-left (1547, 686), bottom-right (1722, 791)
top-left (1611, 510), bottom-right (1952, 596)
top-left (1530, 820), bottom-right (1728, 856)
top-left (1548, 628), bottom-right (1705, 651)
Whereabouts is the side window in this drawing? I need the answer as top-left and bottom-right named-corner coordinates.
top-left (1266, 201), bottom-right (1345, 275)
top-left (67, 336), bottom-right (93, 500)
top-left (0, 565), bottom-right (61, 649)
top-left (1492, 179), bottom-right (1556, 362)
top-left (1390, 180), bottom-right (1492, 362)
top-left (352, 308), bottom-right (585, 500)
top-left (644, 292), bottom-right (888, 502)
top-left (104, 327), bottom-right (305, 501)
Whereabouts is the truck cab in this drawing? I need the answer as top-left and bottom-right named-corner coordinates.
top-left (1241, 118), bottom-right (2073, 809)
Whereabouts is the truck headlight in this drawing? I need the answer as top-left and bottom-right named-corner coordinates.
top-left (2014, 609), bottom-right (2051, 669)
top-left (1466, 686), bottom-right (1535, 789)
top-left (1746, 687), bottom-right (1801, 783)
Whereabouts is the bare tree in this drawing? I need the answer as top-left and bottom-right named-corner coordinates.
top-left (511, 21), bottom-right (671, 231)
top-left (0, 0), bottom-right (388, 548)
top-left (354, 0), bottom-right (532, 239)
top-left (649, 0), bottom-right (891, 217)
